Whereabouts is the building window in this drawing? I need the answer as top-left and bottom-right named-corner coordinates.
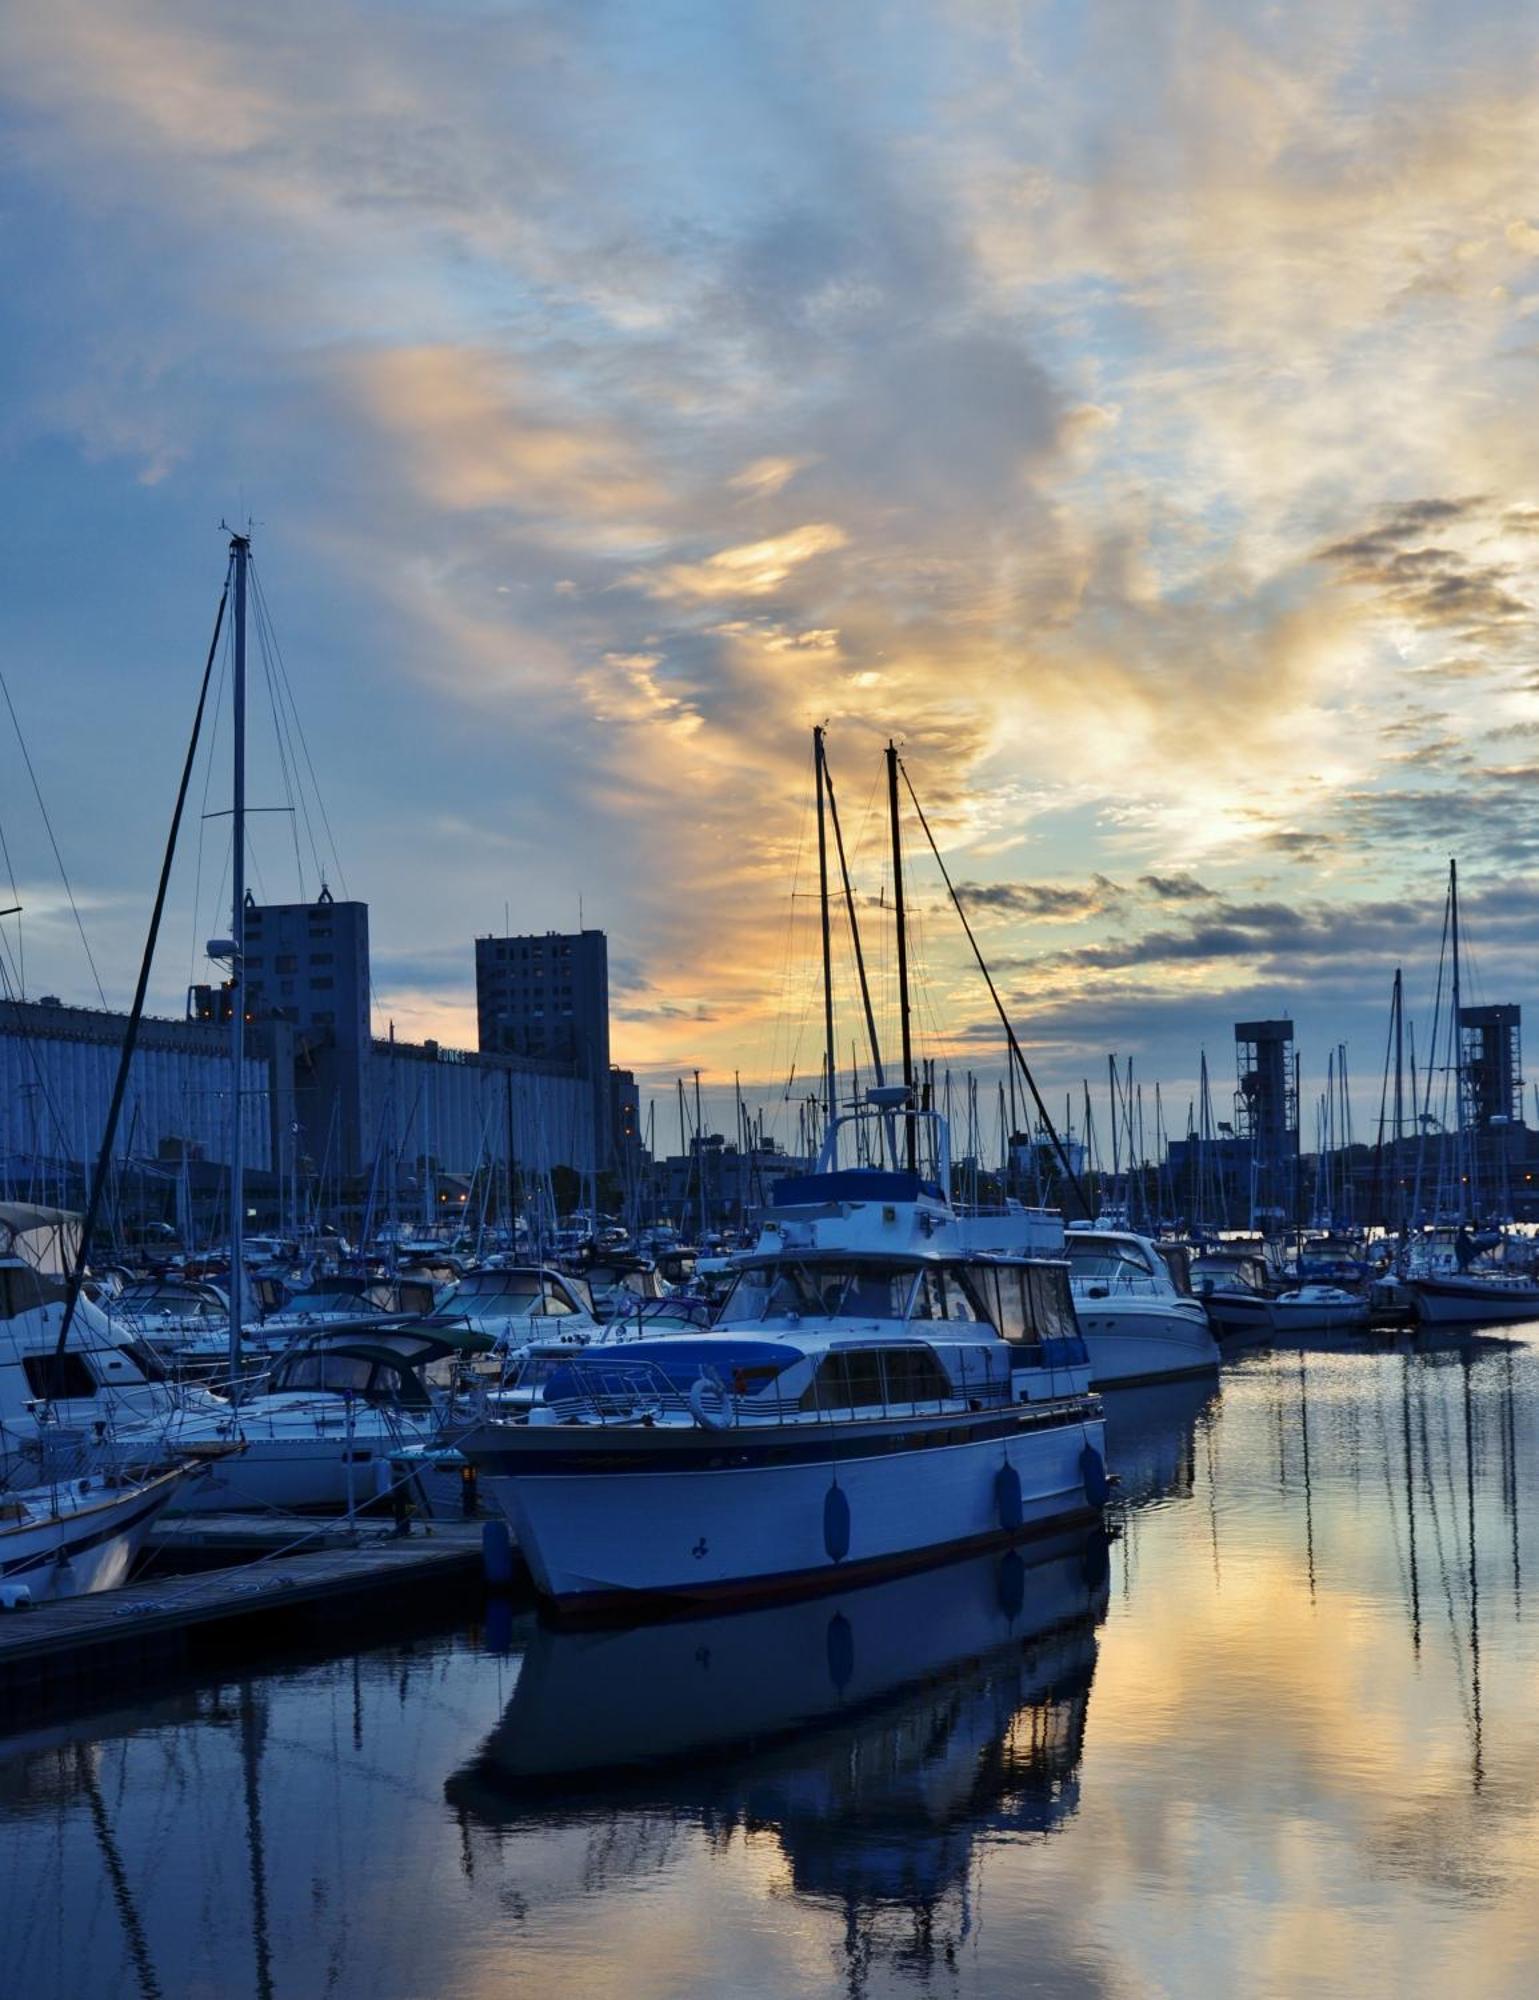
top-left (276, 954), bottom-right (297, 973)
top-left (313, 1009), bottom-right (335, 1025)
top-left (309, 952), bottom-right (333, 966)
top-left (310, 977), bottom-right (333, 991)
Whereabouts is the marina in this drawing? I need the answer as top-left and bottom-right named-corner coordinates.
top-left (6, 3), bottom-right (1539, 1992)
top-left (3, 1331), bottom-right (1537, 1997)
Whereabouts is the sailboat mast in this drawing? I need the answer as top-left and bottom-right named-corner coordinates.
top-left (813, 727), bottom-right (837, 1131)
top-left (886, 741), bottom-right (915, 1169)
top-left (228, 529), bottom-right (249, 1381)
top-left (1449, 857), bottom-right (1465, 1215)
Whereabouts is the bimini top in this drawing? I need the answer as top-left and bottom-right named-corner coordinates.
top-left (772, 1169), bottom-right (947, 1209)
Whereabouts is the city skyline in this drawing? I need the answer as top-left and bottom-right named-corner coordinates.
top-left (4, 2), bottom-right (1539, 1135)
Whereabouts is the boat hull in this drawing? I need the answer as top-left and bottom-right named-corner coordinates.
top-left (465, 1407), bottom-right (1106, 1612)
top-left (1199, 1293), bottom-right (1278, 1343)
top-left (1408, 1277), bottom-right (1539, 1326)
top-left (0, 1467), bottom-right (188, 1600)
top-left (163, 1414), bottom-right (437, 1515)
top-left (1075, 1302), bottom-right (1219, 1386)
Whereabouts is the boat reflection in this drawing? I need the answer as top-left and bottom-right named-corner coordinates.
top-left (449, 1528), bottom-right (1109, 1973)
top-left (1098, 1374), bottom-right (1220, 1506)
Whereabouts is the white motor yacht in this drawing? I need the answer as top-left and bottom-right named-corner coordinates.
top-left (457, 1095), bottom-right (1109, 1615)
top-left (1190, 1250), bottom-right (1278, 1343)
top-left (426, 1264), bottom-right (601, 1355)
top-left (248, 1271), bottom-right (444, 1351)
top-left (162, 1320), bottom-right (494, 1515)
top-left (1269, 1284), bottom-right (1370, 1334)
top-left (0, 1203), bottom-right (227, 1458)
top-left (1063, 1229), bottom-right (1219, 1386)
top-left (0, 1439), bottom-right (196, 1602)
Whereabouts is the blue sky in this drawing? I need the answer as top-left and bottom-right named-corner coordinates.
top-left (4, 1), bottom-right (1539, 1151)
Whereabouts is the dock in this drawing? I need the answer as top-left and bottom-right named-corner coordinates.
top-left (0, 1520), bottom-right (494, 1718)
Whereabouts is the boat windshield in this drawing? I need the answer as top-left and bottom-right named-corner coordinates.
top-left (290, 1280), bottom-right (369, 1308)
top-left (453, 1272), bottom-right (547, 1308)
top-left (718, 1261), bottom-right (918, 1324)
top-left (1065, 1241), bottom-right (1154, 1288)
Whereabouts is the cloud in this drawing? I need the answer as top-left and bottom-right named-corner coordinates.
top-left (956, 875), bottom-right (1125, 923)
top-left (1138, 873), bottom-right (1217, 902)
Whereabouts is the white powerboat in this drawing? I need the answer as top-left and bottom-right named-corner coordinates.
top-left (425, 1264), bottom-right (600, 1354)
top-left (0, 1458), bottom-right (194, 1602)
top-left (162, 1320), bottom-right (494, 1515)
top-left (457, 1095), bottom-right (1108, 1614)
top-left (1269, 1284), bottom-right (1370, 1334)
top-left (1406, 1269), bottom-right (1539, 1326)
top-left (1190, 1251), bottom-right (1278, 1343)
top-left (1063, 1229), bottom-right (1219, 1385)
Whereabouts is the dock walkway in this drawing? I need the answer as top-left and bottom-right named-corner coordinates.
top-left (0, 1521), bottom-right (486, 1716)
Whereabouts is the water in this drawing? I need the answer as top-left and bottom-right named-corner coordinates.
top-left (5, 1334), bottom-right (1539, 1999)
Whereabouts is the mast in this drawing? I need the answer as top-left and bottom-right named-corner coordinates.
top-left (886, 740), bottom-right (915, 1169)
top-left (1449, 857), bottom-right (1467, 1216)
top-left (694, 1067), bottom-right (707, 1240)
top-left (813, 727), bottom-right (837, 1132)
top-left (227, 529), bottom-right (249, 1381)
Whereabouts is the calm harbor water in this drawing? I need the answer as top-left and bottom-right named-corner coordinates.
top-left (5, 1334), bottom-right (1539, 1999)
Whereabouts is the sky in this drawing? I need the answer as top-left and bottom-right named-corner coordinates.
top-left (3, 0), bottom-right (1539, 1155)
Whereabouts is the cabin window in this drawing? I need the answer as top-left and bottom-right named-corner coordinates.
top-left (1025, 1266), bottom-right (1078, 1342)
top-left (273, 1355), bottom-right (376, 1396)
top-left (975, 1267), bottom-right (1030, 1344)
top-left (0, 1267), bottom-right (69, 1318)
top-left (798, 1344), bottom-right (952, 1411)
top-left (909, 1266), bottom-right (989, 1323)
top-left (718, 1262), bottom-right (915, 1324)
top-left (22, 1352), bottom-right (98, 1400)
top-left (541, 1283), bottom-right (577, 1316)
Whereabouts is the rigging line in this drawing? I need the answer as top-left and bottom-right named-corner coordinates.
top-left (56, 572), bottom-right (230, 1356)
top-left (898, 757), bottom-right (1095, 1221)
top-left (0, 800), bottom-right (23, 995)
top-left (0, 663), bottom-right (109, 1008)
top-left (251, 573), bottom-right (322, 897)
top-left (249, 559), bottom-right (349, 898)
top-left (251, 586), bottom-right (307, 896)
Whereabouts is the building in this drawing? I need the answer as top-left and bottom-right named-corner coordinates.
top-left (1234, 1019), bottom-right (1299, 1223)
top-left (2, 895), bottom-right (618, 1219)
top-left (1459, 1004), bottom-right (1523, 1130)
top-left (0, 993), bottom-right (285, 1201)
top-left (476, 930), bottom-right (611, 1166)
top-left (237, 888), bottom-right (372, 1179)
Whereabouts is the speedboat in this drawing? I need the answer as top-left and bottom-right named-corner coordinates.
top-left (1062, 1229), bottom-right (1219, 1385)
top-left (0, 1458), bottom-right (195, 1602)
top-left (1268, 1284), bottom-right (1369, 1334)
top-left (425, 1264), bottom-right (601, 1355)
top-left (0, 1202), bottom-right (228, 1456)
top-left (248, 1271), bottom-right (444, 1350)
top-left (161, 1319), bottom-right (495, 1515)
top-left (456, 1094), bottom-right (1108, 1615)
top-left (1406, 1268), bottom-right (1539, 1326)
top-left (1190, 1250), bottom-right (1278, 1343)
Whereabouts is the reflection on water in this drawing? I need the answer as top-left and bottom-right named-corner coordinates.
top-left (5, 1333), bottom-right (1539, 1997)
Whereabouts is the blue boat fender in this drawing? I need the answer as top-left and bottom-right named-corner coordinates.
top-left (1079, 1443), bottom-right (1110, 1508)
top-left (995, 1462), bottom-right (1024, 1531)
top-left (481, 1518), bottom-right (515, 1588)
top-left (824, 1483), bottom-right (851, 1563)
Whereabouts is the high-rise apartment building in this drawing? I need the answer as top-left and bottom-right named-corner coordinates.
top-left (476, 929), bottom-right (611, 1164)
